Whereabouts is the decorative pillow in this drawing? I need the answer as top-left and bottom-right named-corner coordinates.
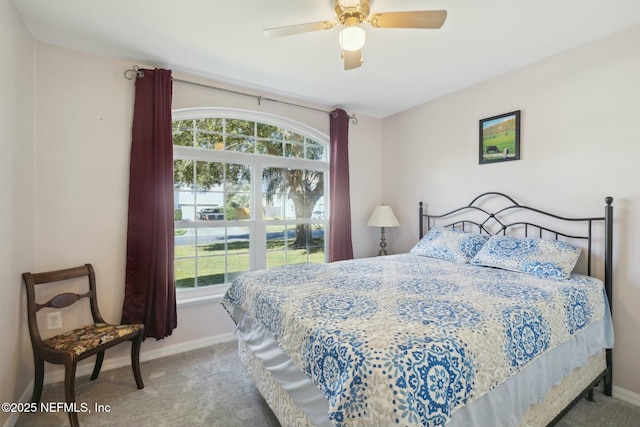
top-left (410, 226), bottom-right (489, 263)
top-left (470, 235), bottom-right (582, 279)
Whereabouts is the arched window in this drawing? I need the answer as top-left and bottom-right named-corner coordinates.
top-left (173, 108), bottom-right (329, 296)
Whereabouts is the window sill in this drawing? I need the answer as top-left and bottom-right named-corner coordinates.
top-left (176, 284), bottom-right (229, 307)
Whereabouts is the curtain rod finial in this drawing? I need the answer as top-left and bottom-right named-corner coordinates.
top-left (124, 65), bottom-right (144, 80)
top-left (331, 109), bottom-right (358, 125)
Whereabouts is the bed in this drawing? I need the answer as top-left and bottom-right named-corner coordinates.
top-left (221, 192), bottom-right (614, 427)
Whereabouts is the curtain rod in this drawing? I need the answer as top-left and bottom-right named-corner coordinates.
top-left (124, 66), bottom-right (358, 124)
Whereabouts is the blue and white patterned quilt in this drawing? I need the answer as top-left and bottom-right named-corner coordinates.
top-left (221, 254), bottom-right (609, 427)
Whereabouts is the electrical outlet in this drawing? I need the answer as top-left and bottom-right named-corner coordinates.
top-left (47, 311), bottom-right (62, 330)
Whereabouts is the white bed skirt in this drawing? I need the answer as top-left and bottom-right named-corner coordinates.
top-left (234, 301), bottom-right (608, 427)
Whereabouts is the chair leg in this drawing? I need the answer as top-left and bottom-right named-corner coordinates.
top-left (131, 333), bottom-right (144, 389)
top-left (91, 351), bottom-right (105, 381)
top-left (31, 354), bottom-right (45, 403)
top-left (63, 354), bottom-right (79, 427)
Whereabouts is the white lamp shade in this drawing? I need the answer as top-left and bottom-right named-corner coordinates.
top-left (367, 205), bottom-right (400, 227)
top-left (339, 26), bottom-right (366, 51)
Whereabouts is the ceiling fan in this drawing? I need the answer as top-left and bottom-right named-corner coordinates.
top-left (264, 0), bottom-right (447, 70)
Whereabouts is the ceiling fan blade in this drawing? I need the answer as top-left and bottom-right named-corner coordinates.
top-left (343, 49), bottom-right (362, 70)
top-left (264, 21), bottom-right (336, 38)
top-left (369, 10), bottom-right (447, 29)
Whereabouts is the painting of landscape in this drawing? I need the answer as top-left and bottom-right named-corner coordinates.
top-left (479, 110), bottom-right (520, 164)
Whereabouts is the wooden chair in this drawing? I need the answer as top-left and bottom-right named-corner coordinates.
top-left (22, 264), bottom-right (144, 427)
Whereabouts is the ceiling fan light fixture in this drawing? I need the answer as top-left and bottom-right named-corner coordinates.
top-left (339, 25), bottom-right (366, 51)
top-left (264, 0), bottom-right (447, 70)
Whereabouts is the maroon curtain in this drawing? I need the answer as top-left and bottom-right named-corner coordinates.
top-left (329, 109), bottom-right (354, 262)
top-left (122, 68), bottom-right (177, 340)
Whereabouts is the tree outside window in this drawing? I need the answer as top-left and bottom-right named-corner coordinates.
top-left (172, 112), bottom-right (329, 290)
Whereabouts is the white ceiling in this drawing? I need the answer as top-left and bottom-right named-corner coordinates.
top-left (11, 0), bottom-right (640, 118)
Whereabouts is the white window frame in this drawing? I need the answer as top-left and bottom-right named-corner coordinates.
top-left (173, 108), bottom-right (330, 303)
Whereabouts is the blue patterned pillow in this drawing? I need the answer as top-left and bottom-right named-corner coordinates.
top-left (470, 235), bottom-right (582, 279)
top-left (410, 226), bottom-right (489, 263)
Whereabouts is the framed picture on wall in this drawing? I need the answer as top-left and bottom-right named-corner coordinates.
top-left (479, 110), bottom-right (520, 164)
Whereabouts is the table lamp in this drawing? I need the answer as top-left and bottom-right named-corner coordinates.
top-left (367, 205), bottom-right (400, 256)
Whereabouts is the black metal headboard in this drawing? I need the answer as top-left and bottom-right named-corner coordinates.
top-left (419, 192), bottom-right (613, 294)
top-left (419, 192), bottom-right (614, 398)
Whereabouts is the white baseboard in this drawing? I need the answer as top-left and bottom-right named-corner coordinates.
top-left (613, 385), bottom-right (640, 407)
top-left (4, 333), bottom-right (236, 427)
top-left (3, 385), bottom-right (33, 427)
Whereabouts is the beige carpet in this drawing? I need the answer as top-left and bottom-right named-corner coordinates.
top-left (16, 340), bottom-right (640, 427)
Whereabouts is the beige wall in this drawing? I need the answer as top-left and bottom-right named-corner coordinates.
top-left (25, 41), bottom-right (383, 381)
top-left (0, 0), bottom-right (36, 425)
top-left (382, 25), bottom-right (640, 396)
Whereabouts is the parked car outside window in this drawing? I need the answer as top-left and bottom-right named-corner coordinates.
top-left (198, 208), bottom-right (224, 221)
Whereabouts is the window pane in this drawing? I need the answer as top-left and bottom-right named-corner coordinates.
top-left (284, 168), bottom-right (304, 219)
top-left (173, 119), bottom-right (193, 131)
top-left (227, 226), bottom-right (251, 250)
top-left (284, 131), bottom-right (304, 144)
top-left (227, 226), bottom-right (251, 281)
top-left (196, 131), bottom-right (223, 150)
top-left (305, 170), bottom-right (325, 217)
top-left (305, 170), bottom-right (325, 196)
top-left (263, 199), bottom-right (283, 220)
top-left (285, 143), bottom-right (304, 158)
top-left (175, 257), bottom-right (196, 289)
top-left (175, 190), bottom-right (196, 222)
top-left (227, 254), bottom-right (250, 282)
top-left (226, 163), bottom-right (251, 220)
top-left (226, 119), bottom-right (254, 136)
top-left (174, 159), bottom-right (195, 187)
top-left (197, 256), bottom-right (225, 286)
top-left (266, 250), bottom-right (286, 269)
top-left (232, 206), bottom-right (251, 220)
top-left (262, 167), bottom-right (284, 220)
top-left (308, 225), bottom-right (325, 264)
top-left (266, 225), bottom-right (291, 268)
top-left (196, 118), bottom-right (223, 133)
top-left (192, 226), bottom-right (252, 286)
top-left (226, 163), bottom-right (251, 191)
top-left (194, 161), bottom-right (224, 190)
top-left (175, 226), bottom-right (195, 257)
top-left (287, 226), bottom-right (310, 265)
top-left (173, 121), bottom-right (194, 147)
top-left (193, 160), bottom-right (224, 221)
top-left (266, 225), bottom-right (293, 248)
top-left (196, 226), bottom-right (225, 256)
top-left (284, 194), bottom-right (301, 219)
top-left (256, 139), bottom-right (283, 156)
top-left (256, 123), bottom-right (279, 138)
top-left (306, 141), bottom-right (325, 161)
top-left (227, 193), bottom-right (251, 220)
top-left (265, 225), bottom-right (325, 267)
top-left (226, 136), bottom-right (255, 153)
top-left (312, 198), bottom-right (325, 219)
top-left (263, 168), bottom-right (325, 220)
